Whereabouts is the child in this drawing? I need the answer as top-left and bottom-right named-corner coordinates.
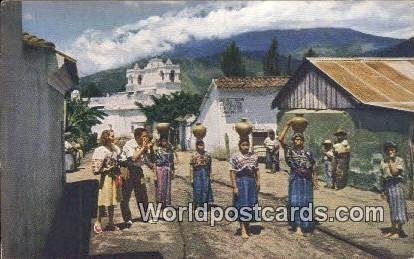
top-left (322, 140), bottom-right (335, 189)
top-left (190, 140), bottom-right (214, 208)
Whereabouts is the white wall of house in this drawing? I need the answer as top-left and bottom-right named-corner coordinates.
top-left (92, 109), bottom-right (147, 138)
top-left (194, 85), bottom-right (280, 153)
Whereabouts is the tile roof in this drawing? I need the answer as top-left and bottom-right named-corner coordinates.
top-left (308, 57), bottom-right (414, 112)
top-left (22, 32), bottom-right (77, 63)
top-left (22, 32), bottom-right (55, 49)
top-left (214, 76), bottom-right (290, 89)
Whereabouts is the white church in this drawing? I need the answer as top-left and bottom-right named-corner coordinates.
top-left (88, 58), bottom-right (181, 137)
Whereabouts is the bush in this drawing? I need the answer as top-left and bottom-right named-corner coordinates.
top-left (211, 147), bottom-right (229, 161)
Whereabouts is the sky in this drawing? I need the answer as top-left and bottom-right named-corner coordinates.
top-left (23, 1), bottom-right (414, 76)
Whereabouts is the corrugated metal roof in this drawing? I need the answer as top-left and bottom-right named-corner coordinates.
top-left (215, 76), bottom-right (289, 89)
top-left (308, 57), bottom-right (414, 112)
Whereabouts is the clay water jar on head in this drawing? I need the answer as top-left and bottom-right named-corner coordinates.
top-left (192, 122), bottom-right (207, 139)
top-left (235, 118), bottom-right (253, 139)
top-left (291, 113), bottom-right (308, 133)
top-left (156, 122), bottom-right (170, 137)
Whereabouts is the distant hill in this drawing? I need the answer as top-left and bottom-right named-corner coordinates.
top-left (362, 37), bottom-right (414, 57)
top-left (170, 27), bottom-right (403, 59)
top-left (79, 27), bottom-right (405, 96)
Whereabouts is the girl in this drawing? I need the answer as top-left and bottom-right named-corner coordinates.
top-left (380, 141), bottom-right (408, 239)
top-left (92, 130), bottom-right (122, 234)
top-left (230, 139), bottom-right (260, 239)
top-left (154, 136), bottom-right (175, 208)
top-left (190, 140), bottom-right (214, 208)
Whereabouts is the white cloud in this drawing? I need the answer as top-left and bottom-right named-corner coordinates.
top-left (68, 1), bottom-right (414, 75)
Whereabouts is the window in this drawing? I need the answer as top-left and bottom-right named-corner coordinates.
top-left (160, 71), bottom-right (164, 80)
top-left (138, 75), bottom-right (142, 85)
top-left (219, 97), bottom-right (244, 115)
top-left (128, 75), bottom-right (133, 84)
top-left (169, 70), bottom-right (175, 82)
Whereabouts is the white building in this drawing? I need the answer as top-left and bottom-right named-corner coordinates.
top-left (88, 58), bottom-right (181, 137)
top-left (191, 76), bottom-right (289, 154)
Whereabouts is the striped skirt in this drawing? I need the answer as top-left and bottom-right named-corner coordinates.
top-left (155, 165), bottom-right (172, 208)
top-left (288, 174), bottom-right (314, 231)
top-left (193, 166), bottom-right (214, 207)
top-left (384, 178), bottom-right (408, 224)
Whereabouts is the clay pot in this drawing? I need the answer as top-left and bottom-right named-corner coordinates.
top-left (235, 118), bottom-right (253, 139)
top-left (192, 122), bottom-right (206, 139)
top-left (156, 122), bottom-right (170, 136)
top-left (291, 114), bottom-right (308, 133)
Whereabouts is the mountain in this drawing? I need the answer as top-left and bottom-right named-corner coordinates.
top-left (362, 37), bottom-right (414, 57)
top-left (170, 27), bottom-right (403, 59)
top-left (79, 28), bottom-right (405, 97)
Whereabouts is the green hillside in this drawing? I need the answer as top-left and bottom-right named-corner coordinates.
top-left (78, 56), bottom-right (269, 96)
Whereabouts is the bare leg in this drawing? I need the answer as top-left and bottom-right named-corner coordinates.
top-left (240, 222), bottom-right (249, 239)
top-left (295, 227), bottom-right (304, 237)
top-left (108, 205), bottom-right (115, 225)
top-left (94, 206), bottom-right (103, 233)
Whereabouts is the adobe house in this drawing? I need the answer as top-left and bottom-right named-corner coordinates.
top-left (195, 76), bottom-right (289, 156)
top-left (1, 2), bottom-right (79, 257)
top-left (272, 57), bottom-right (414, 197)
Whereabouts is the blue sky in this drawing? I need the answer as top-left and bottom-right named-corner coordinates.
top-left (23, 1), bottom-right (414, 76)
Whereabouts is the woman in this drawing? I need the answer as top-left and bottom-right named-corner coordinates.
top-left (154, 136), bottom-right (175, 208)
top-left (190, 140), bottom-right (214, 208)
top-left (380, 141), bottom-right (408, 239)
top-left (230, 139), bottom-right (260, 239)
top-left (92, 130), bottom-right (122, 234)
top-left (279, 120), bottom-right (317, 237)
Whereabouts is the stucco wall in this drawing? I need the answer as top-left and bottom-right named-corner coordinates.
top-left (1, 2), bottom-right (65, 256)
top-left (196, 87), bottom-right (279, 153)
top-left (92, 109), bottom-right (147, 138)
top-left (277, 109), bottom-right (413, 194)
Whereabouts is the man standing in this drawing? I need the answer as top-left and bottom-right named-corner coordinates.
top-left (264, 129), bottom-right (280, 174)
top-left (333, 128), bottom-right (351, 190)
top-left (121, 128), bottom-right (154, 227)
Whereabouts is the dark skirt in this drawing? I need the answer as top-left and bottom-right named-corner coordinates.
top-left (193, 166), bottom-right (214, 207)
top-left (288, 174), bottom-right (314, 231)
top-left (335, 155), bottom-right (350, 189)
top-left (233, 174), bottom-right (258, 221)
top-left (265, 149), bottom-right (280, 171)
top-left (384, 178), bottom-right (408, 224)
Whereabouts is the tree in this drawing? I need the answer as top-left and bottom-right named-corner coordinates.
top-left (220, 41), bottom-right (245, 77)
top-left (303, 48), bottom-right (318, 60)
top-left (136, 91), bottom-right (202, 127)
top-left (80, 82), bottom-right (103, 98)
top-left (263, 37), bottom-right (280, 76)
top-left (287, 54), bottom-right (292, 76)
top-left (66, 99), bottom-right (107, 140)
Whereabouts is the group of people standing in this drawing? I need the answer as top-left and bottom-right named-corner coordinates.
top-left (263, 118), bottom-right (407, 239)
top-left (263, 127), bottom-right (351, 191)
top-left (90, 119), bottom-right (408, 240)
top-left (91, 128), bottom-right (178, 233)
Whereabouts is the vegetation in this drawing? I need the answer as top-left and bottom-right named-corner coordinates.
top-left (220, 41), bottom-right (246, 77)
top-left (302, 48), bottom-right (318, 60)
top-left (287, 54), bottom-right (292, 76)
top-left (262, 37), bottom-right (280, 76)
top-left (65, 98), bottom-right (107, 151)
top-left (80, 82), bottom-right (103, 97)
top-left (136, 91), bottom-right (202, 127)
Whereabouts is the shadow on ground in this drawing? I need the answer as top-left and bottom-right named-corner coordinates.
top-left (43, 180), bottom-right (99, 257)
